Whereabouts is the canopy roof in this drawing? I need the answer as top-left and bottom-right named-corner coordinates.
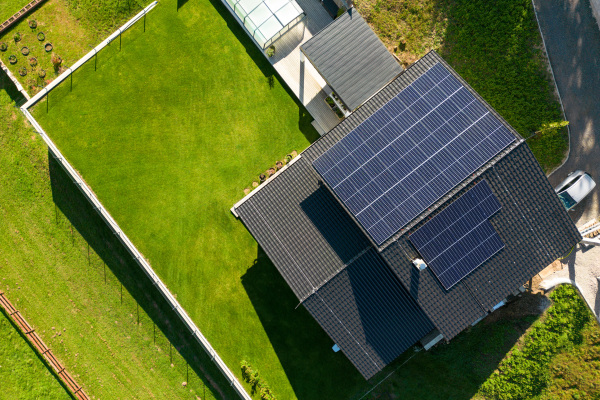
top-left (300, 8), bottom-right (403, 111)
top-left (226, 0), bottom-right (304, 48)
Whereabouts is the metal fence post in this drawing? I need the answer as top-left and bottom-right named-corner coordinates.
top-left (144, 13), bottom-right (146, 32)
top-left (119, 32), bottom-right (122, 51)
top-left (70, 73), bottom-right (72, 92)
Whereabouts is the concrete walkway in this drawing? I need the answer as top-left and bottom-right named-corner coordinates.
top-left (534, 0), bottom-right (600, 226)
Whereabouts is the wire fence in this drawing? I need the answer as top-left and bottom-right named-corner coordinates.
top-left (19, 2), bottom-right (253, 399)
top-left (51, 207), bottom-right (220, 400)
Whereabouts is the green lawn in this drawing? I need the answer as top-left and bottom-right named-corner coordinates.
top-left (0, 0), bottom-right (25, 24)
top-left (0, 86), bottom-right (230, 399)
top-left (0, 0), bottom-right (141, 95)
top-left (0, 310), bottom-right (70, 400)
top-left (356, 0), bottom-right (568, 172)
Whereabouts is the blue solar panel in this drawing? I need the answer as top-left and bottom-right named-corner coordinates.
top-left (409, 180), bottom-right (504, 290)
top-left (312, 63), bottom-right (516, 245)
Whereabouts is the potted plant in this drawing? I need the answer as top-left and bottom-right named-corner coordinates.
top-left (45, 42), bottom-right (53, 52)
top-left (29, 20), bottom-right (37, 29)
top-left (8, 55), bottom-right (17, 64)
top-left (0, 42), bottom-right (7, 52)
top-left (266, 45), bottom-right (275, 57)
top-left (13, 32), bottom-right (21, 42)
top-left (38, 69), bottom-right (46, 78)
top-left (37, 32), bottom-right (45, 41)
top-left (21, 46), bottom-right (29, 56)
top-left (29, 57), bottom-right (37, 67)
top-left (18, 67), bottom-right (27, 76)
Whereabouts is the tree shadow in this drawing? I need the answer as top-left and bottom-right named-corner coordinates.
top-left (0, 307), bottom-right (76, 400)
top-left (47, 153), bottom-right (238, 400)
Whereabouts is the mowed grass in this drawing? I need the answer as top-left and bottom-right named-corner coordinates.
top-left (0, 0), bottom-right (141, 95)
top-left (0, 0), bottom-right (25, 24)
top-left (31, 0), bottom-right (352, 399)
top-left (0, 310), bottom-right (70, 400)
top-left (0, 88), bottom-right (227, 399)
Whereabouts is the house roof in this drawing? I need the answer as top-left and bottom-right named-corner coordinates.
top-left (300, 8), bottom-right (403, 111)
top-left (233, 50), bottom-right (581, 379)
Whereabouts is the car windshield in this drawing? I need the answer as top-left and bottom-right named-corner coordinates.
top-left (558, 191), bottom-right (577, 210)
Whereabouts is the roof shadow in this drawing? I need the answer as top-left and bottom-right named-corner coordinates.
top-left (299, 184), bottom-right (370, 264)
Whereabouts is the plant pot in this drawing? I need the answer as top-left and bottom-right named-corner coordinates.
top-left (21, 46), bottom-right (29, 56)
top-left (276, 161), bottom-right (283, 170)
top-left (45, 43), bottom-right (53, 52)
top-left (29, 57), bottom-right (37, 67)
top-left (38, 69), bottom-right (46, 78)
top-left (18, 67), bottom-right (27, 76)
top-left (0, 42), bottom-right (7, 52)
top-left (29, 20), bottom-right (37, 29)
top-left (14, 32), bottom-right (21, 42)
top-left (8, 55), bottom-right (17, 64)
top-left (37, 32), bottom-right (45, 41)
top-left (259, 174), bottom-right (266, 183)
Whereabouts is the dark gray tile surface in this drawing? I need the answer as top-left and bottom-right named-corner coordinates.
top-left (300, 7), bottom-right (403, 111)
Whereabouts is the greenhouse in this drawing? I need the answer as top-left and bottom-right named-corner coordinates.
top-left (224, 0), bottom-right (305, 49)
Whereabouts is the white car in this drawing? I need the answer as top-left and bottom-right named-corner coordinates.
top-left (555, 170), bottom-right (596, 211)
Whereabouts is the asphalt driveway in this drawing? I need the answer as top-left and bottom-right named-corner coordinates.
top-left (534, 0), bottom-right (600, 226)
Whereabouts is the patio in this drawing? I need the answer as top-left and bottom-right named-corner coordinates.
top-left (267, 0), bottom-right (340, 133)
top-left (222, 0), bottom-right (340, 134)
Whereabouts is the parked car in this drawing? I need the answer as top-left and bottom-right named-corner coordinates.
top-left (554, 171), bottom-right (596, 211)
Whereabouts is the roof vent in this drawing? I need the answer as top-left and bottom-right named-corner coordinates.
top-left (413, 258), bottom-right (428, 271)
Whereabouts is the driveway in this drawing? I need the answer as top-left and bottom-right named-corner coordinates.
top-left (533, 0), bottom-right (600, 226)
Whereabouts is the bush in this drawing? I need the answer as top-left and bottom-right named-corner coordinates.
top-left (266, 45), bottom-right (275, 57)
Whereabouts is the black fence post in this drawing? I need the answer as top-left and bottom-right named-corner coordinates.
top-left (144, 14), bottom-right (146, 32)
top-left (94, 52), bottom-right (97, 71)
top-left (70, 73), bottom-right (72, 92)
top-left (46, 93), bottom-right (48, 113)
top-left (119, 32), bottom-right (122, 51)
top-left (170, 342), bottom-right (172, 364)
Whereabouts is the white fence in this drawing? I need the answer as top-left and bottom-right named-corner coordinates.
top-left (19, 3), bottom-right (252, 400)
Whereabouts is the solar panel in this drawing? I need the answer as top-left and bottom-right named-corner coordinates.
top-left (409, 180), bottom-right (504, 289)
top-left (312, 62), bottom-right (516, 245)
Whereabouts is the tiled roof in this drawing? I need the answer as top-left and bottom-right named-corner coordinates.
top-left (303, 248), bottom-right (434, 379)
top-left (300, 8), bottom-right (403, 111)
top-left (381, 143), bottom-right (582, 339)
top-left (234, 50), bottom-right (581, 379)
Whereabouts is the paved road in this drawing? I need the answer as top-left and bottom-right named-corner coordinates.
top-left (534, 0), bottom-right (600, 226)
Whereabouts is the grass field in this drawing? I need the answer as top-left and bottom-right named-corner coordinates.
top-left (0, 86), bottom-right (231, 399)
top-left (0, 310), bottom-right (70, 400)
top-left (355, 0), bottom-right (568, 172)
top-left (0, 0), bottom-right (141, 95)
top-left (0, 0), bottom-right (26, 24)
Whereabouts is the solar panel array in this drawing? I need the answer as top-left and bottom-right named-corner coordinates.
top-left (409, 180), bottom-right (504, 290)
top-left (312, 62), bottom-right (516, 245)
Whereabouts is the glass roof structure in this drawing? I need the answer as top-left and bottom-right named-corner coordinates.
top-left (225, 0), bottom-right (305, 48)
